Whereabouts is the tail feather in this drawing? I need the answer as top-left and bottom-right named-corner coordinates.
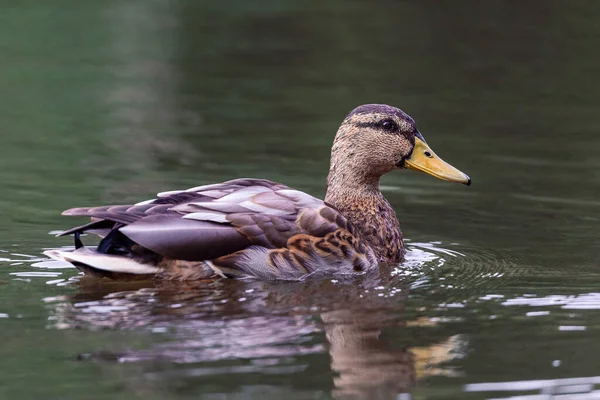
top-left (44, 247), bottom-right (160, 279)
top-left (55, 219), bottom-right (117, 237)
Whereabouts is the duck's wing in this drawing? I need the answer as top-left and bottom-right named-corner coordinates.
top-left (60, 179), bottom-right (293, 260)
top-left (58, 178), bottom-right (376, 279)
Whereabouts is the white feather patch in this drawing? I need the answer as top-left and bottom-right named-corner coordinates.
top-left (215, 186), bottom-right (272, 203)
top-left (134, 199), bottom-right (155, 206)
top-left (185, 183), bottom-right (227, 193)
top-left (182, 211), bottom-right (229, 223)
top-left (178, 201), bottom-right (247, 213)
top-left (157, 189), bottom-right (185, 197)
top-left (44, 248), bottom-right (160, 274)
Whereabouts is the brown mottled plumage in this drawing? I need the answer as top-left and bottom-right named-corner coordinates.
top-left (45, 104), bottom-right (470, 280)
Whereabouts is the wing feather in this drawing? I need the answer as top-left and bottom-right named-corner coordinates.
top-left (119, 215), bottom-right (250, 260)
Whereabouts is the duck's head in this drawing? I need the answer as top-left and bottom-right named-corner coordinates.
top-left (329, 104), bottom-right (470, 186)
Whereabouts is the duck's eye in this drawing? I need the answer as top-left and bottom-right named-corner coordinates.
top-left (381, 120), bottom-right (397, 131)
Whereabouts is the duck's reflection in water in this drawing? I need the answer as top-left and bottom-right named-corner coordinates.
top-left (46, 266), bottom-right (462, 398)
top-left (322, 307), bottom-right (415, 398)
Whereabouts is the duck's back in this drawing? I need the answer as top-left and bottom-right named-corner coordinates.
top-left (46, 179), bottom-right (378, 280)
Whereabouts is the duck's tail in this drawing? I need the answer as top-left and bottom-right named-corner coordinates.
top-left (44, 247), bottom-right (160, 280)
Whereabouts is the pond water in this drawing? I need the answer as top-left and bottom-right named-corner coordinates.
top-left (2, 1), bottom-right (600, 399)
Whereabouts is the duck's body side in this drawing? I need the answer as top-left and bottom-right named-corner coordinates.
top-left (46, 178), bottom-right (378, 280)
top-left (45, 104), bottom-right (470, 280)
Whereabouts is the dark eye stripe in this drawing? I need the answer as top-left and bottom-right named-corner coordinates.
top-left (354, 122), bottom-right (379, 129)
top-left (354, 120), bottom-right (405, 134)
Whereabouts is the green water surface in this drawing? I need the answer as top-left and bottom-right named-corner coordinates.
top-left (1, 1), bottom-right (600, 399)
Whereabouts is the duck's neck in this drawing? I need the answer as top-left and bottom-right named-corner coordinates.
top-left (325, 158), bottom-right (404, 263)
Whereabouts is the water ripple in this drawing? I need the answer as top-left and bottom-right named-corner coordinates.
top-left (502, 293), bottom-right (600, 310)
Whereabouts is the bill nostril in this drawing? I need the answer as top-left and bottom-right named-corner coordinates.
top-left (424, 151), bottom-right (433, 158)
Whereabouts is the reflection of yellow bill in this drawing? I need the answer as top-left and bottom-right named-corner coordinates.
top-left (412, 335), bottom-right (465, 378)
top-left (406, 137), bottom-right (471, 185)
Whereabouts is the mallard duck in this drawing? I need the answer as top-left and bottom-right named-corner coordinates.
top-left (45, 104), bottom-right (470, 280)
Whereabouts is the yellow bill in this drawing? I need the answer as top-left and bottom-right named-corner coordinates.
top-left (405, 137), bottom-right (471, 185)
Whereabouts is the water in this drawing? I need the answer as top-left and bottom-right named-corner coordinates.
top-left (1, 1), bottom-right (600, 398)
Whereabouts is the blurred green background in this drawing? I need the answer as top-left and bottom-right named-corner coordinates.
top-left (1, 1), bottom-right (600, 399)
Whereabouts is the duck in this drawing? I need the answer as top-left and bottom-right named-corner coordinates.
top-left (44, 104), bottom-right (470, 281)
